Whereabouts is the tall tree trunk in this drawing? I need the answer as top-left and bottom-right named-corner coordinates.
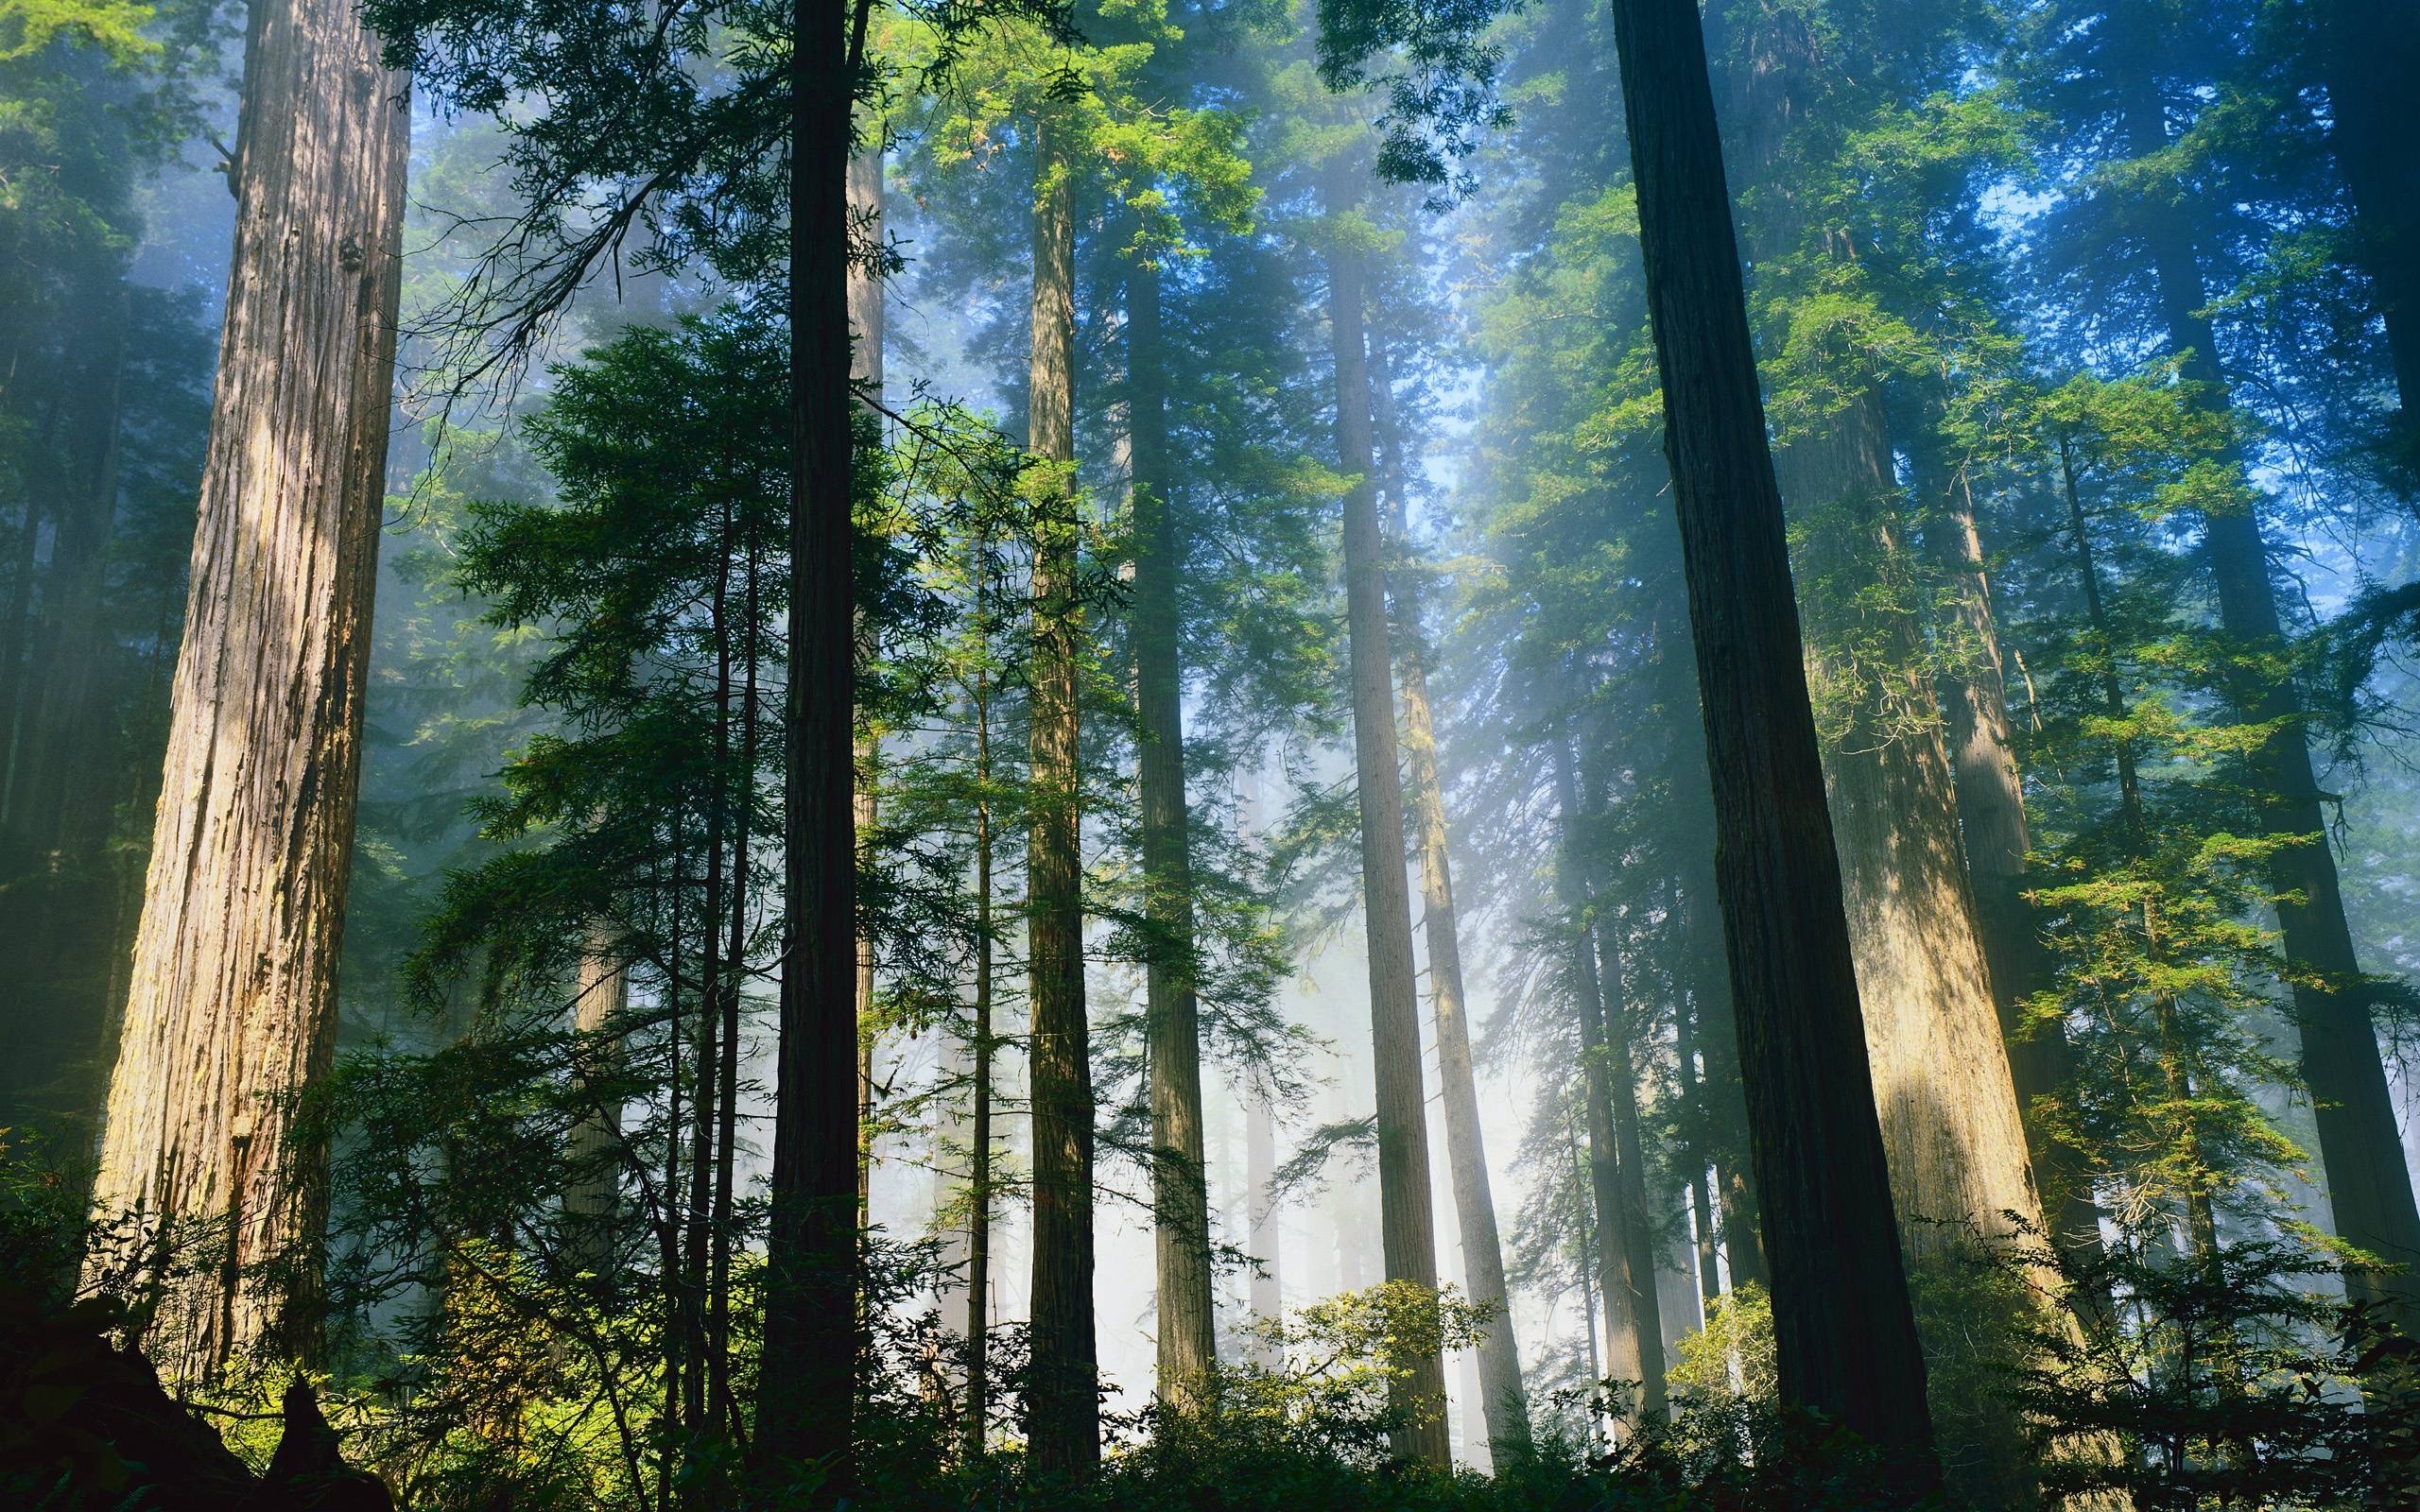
top-left (1553, 734), bottom-right (1665, 1419)
top-left (711, 527), bottom-right (760, 1432)
top-left (1925, 472), bottom-right (2105, 1272)
top-left (1373, 339), bottom-right (1530, 1452)
top-left (1023, 118), bottom-right (1100, 1475)
top-left (0, 400), bottom-right (60, 823)
top-left (2118, 2), bottom-right (2420, 1319)
top-left (1651, 599), bottom-right (1768, 1295)
top-left (682, 524), bottom-right (737, 1460)
top-left (1564, 1105), bottom-right (1605, 1438)
top-left (1676, 999), bottom-right (1720, 1307)
top-left (1601, 0), bottom-right (1938, 1478)
top-left (24, 300), bottom-right (130, 863)
top-left (1321, 185), bottom-right (1452, 1469)
top-left (1592, 919), bottom-right (1668, 1416)
top-left (756, 0), bottom-right (862, 1478)
top-left (851, 141), bottom-right (884, 1225)
top-left (85, 0), bottom-right (408, 1381)
top-left (1246, 1080), bottom-right (1283, 1365)
top-left (963, 638), bottom-right (995, 1458)
top-left (1718, 1), bottom-right (2045, 1268)
top-left (2320, 0), bottom-right (2420, 444)
top-left (1710, 13), bottom-right (2048, 1493)
top-left (1127, 258), bottom-right (1219, 1407)
top-left (566, 936), bottom-right (628, 1278)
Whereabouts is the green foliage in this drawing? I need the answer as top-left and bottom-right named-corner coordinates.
top-left (2011, 1223), bottom-right (2420, 1509)
top-left (1668, 1281), bottom-right (1776, 1406)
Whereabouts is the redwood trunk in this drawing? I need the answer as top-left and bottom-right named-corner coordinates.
top-left (1322, 198), bottom-right (1452, 1468)
top-left (1926, 481), bottom-right (2104, 1267)
top-left (1602, 0), bottom-right (1938, 1475)
top-left (87, 0), bottom-right (408, 1380)
top-left (2118, 4), bottom-right (2420, 1315)
top-left (1023, 120), bottom-right (1100, 1474)
top-left (1246, 1080), bottom-right (1283, 1363)
top-left (1128, 258), bottom-right (1219, 1405)
top-left (1554, 735), bottom-right (1664, 1418)
top-left (851, 141), bottom-right (884, 1223)
top-left (1375, 344), bottom-right (1530, 1451)
top-left (565, 937), bottom-right (627, 1277)
top-left (2321, 0), bottom-right (2420, 437)
top-left (756, 0), bottom-right (862, 1476)
top-left (1714, 4), bottom-right (2045, 1289)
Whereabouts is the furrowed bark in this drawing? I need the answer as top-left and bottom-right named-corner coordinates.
top-left (1128, 257), bottom-right (1219, 1407)
top-left (1023, 118), bottom-right (1100, 1475)
top-left (1925, 473), bottom-right (2105, 1272)
top-left (1602, 0), bottom-right (1939, 1478)
top-left (87, 0), bottom-right (408, 1381)
top-left (755, 0), bottom-right (861, 1479)
top-left (1708, 9), bottom-right (2048, 1492)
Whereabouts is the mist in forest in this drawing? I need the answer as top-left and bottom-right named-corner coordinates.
top-left (7, 0), bottom-right (2420, 1507)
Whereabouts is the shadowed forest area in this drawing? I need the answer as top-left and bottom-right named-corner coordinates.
top-left (8, 0), bottom-right (2420, 1506)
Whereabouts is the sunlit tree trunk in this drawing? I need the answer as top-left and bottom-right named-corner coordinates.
top-left (1925, 473), bottom-right (2105, 1274)
top-left (756, 0), bottom-right (862, 1476)
top-left (86, 0), bottom-right (408, 1381)
top-left (1321, 181), bottom-right (1452, 1468)
top-left (1718, 0), bottom-right (2044, 1261)
top-left (1602, 0), bottom-right (1938, 1480)
top-left (1373, 339), bottom-right (1530, 1452)
top-left (1127, 257), bottom-right (1219, 1407)
top-left (2117, 2), bottom-right (2420, 1321)
top-left (565, 936), bottom-right (627, 1278)
top-left (1024, 118), bottom-right (1100, 1475)
top-left (1707, 14), bottom-right (2047, 1495)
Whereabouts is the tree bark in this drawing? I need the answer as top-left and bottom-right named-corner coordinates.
top-left (1601, 0), bottom-right (1938, 1478)
top-left (1925, 476), bottom-right (2105, 1270)
top-left (1374, 341), bottom-right (1530, 1452)
top-left (851, 141), bottom-right (884, 1225)
top-left (1322, 188), bottom-right (1452, 1469)
top-left (1651, 601), bottom-right (1769, 1295)
top-left (22, 299), bottom-right (130, 862)
top-left (1023, 118), bottom-right (1100, 1475)
top-left (2320, 0), bottom-right (2420, 442)
top-left (755, 0), bottom-right (862, 1478)
top-left (963, 595), bottom-right (996, 1457)
top-left (1127, 257), bottom-right (1219, 1407)
top-left (2117, 2), bottom-right (2420, 1317)
top-left (1246, 1081), bottom-right (1283, 1365)
top-left (1714, 4), bottom-right (2046, 1288)
top-left (86, 0), bottom-right (408, 1382)
top-left (1554, 734), bottom-right (1665, 1418)
top-left (565, 936), bottom-right (627, 1278)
